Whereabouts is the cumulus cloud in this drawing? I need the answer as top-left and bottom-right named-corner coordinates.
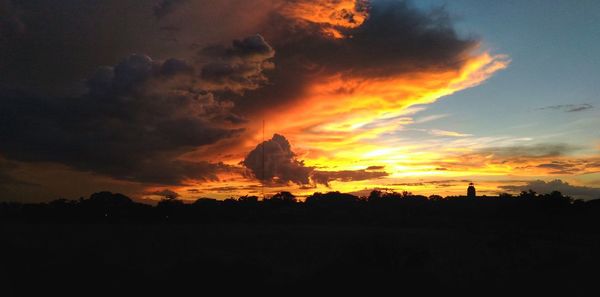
top-left (242, 134), bottom-right (313, 185)
top-left (499, 179), bottom-right (600, 200)
top-left (242, 134), bottom-right (388, 186)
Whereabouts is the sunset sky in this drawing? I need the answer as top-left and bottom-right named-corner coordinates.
top-left (1, 0), bottom-right (599, 202)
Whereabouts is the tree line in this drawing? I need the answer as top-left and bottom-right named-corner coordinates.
top-left (1, 189), bottom-right (599, 225)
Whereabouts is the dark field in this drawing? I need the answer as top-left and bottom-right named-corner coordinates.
top-left (2, 221), bottom-right (599, 295)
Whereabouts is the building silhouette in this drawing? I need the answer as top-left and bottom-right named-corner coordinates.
top-left (467, 183), bottom-right (476, 198)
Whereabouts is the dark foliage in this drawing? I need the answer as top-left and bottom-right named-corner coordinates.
top-left (0, 189), bottom-right (597, 225)
top-left (1, 190), bottom-right (599, 294)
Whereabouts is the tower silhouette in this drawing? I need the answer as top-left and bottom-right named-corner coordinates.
top-left (467, 183), bottom-right (476, 198)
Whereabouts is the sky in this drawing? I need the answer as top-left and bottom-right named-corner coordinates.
top-left (1, 0), bottom-right (599, 202)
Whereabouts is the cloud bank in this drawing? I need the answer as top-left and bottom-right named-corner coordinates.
top-left (0, 34), bottom-right (275, 185)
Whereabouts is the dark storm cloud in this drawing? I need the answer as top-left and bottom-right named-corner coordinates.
top-left (242, 134), bottom-right (388, 186)
top-left (201, 34), bottom-right (275, 59)
top-left (0, 47), bottom-right (274, 185)
top-left (539, 103), bottom-right (594, 113)
top-left (499, 180), bottom-right (600, 200)
top-left (0, 0), bottom-right (478, 110)
top-left (200, 35), bottom-right (276, 92)
top-left (235, 0), bottom-right (479, 112)
top-left (0, 1), bottom-right (160, 93)
top-left (0, 0), bottom-right (273, 95)
top-left (0, 1), bottom-right (278, 187)
top-left (292, 0), bottom-right (476, 77)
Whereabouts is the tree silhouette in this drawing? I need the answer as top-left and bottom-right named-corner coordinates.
top-left (266, 191), bottom-right (296, 205)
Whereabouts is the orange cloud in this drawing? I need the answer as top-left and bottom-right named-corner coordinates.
top-left (260, 51), bottom-right (509, 160)
top-left (281, 0), bottom-right (369, 37)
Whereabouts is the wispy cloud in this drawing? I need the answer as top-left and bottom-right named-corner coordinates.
top-left (429, 129), bottom-right (473, 137)
top-left (414, 114), bottom-right (449, 124)
top-left (539, 103), bottom-right (594, 112)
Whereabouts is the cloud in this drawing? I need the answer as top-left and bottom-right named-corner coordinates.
top-left (0, 33), bottom-right (277, 185)
top-left (429, 129), bottom-right (472, 137)
top-left (366, 165), bottom-right (385, 170)
top-left (234, 0), bottom-right (505, 114)
top-left (270, 0), bottom-right (476, 79)
top-left (539, 104), bottom-right (594, 113)
top-left (393, 179), bottom-right (472, 188)
top-left (241, 134), bottom-right (313, 185)
top-left (228, 1), bottom-right (508, 171)
top-left (0, 159), bottom-right (37, 187)
top-left (0, 0), bottom-right (277, 94)
top-left (476, 143), bottom-right (579, 158)
top-left (438, 143), bottom-right (599, 175)
top-left (536, 161), bottom-right (581, 175)
top-left (200, 34), bottom-right (276, 92)
top-left (379, 141), bottom-right (598, 178)
top-left (414, 114), bottom-right (449, 124)
top-left (311, 169), bottom-right (388, 187)
top-left (279, 0), bottom-right (370, 37)
top-left (0, 0), bottom-right (504, 118)
top-left (149, 189), bottom-right (180, 199)
top-left (499, 179), bottom-right (600, 200)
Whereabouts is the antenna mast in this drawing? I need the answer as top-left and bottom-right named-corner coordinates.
top-left (262, 119), bottom-right (265, 200)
